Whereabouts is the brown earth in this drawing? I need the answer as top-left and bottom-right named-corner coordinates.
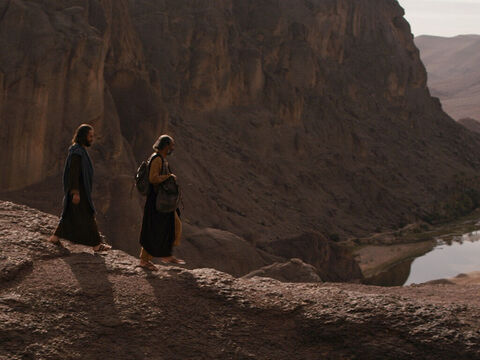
top-left (1, 202), bottom-right (480, 359)
top-left (415, 35), bottom-right (480, 121)
top-left (2, 0), bottom-right (480, 262)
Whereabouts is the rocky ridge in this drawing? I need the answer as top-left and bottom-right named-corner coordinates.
top-left (1, 201), bottom-right (480, 359)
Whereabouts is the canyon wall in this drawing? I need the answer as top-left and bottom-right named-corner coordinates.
top-left (2, 0), bottom-right (480, 257)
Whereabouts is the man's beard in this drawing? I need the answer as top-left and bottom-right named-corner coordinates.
top-left (85, 141), bottom-right (92, 147)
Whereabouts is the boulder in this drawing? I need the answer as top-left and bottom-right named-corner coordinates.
top-left (174, 225), bottom-right (281, 277)
top-left (261, 232), bottom-right (364, 282)
top-left (242, 258), bottom-right (322, 283)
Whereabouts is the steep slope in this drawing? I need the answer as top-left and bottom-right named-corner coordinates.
top-left (128, 0), bottom-right (480, 241)
top-left (1, 1), bottom-right (480, 258)
top-left (415, 35), bottom-right (480, 120)
top-left (1, 201), bottom-right (479, 359)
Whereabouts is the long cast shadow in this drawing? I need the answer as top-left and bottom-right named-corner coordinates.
top-left (63, 252), bottom-right (141, 358)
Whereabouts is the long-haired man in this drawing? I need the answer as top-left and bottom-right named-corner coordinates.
top-left (49, 124), bottom-right (111, 252)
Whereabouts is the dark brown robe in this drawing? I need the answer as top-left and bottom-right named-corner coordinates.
top-left (139, 155), bottom-right (176, 257)
top-left (54, 154), bottom-right (101, 246)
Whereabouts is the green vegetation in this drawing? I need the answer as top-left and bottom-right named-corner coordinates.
top-left (422, 176), bottom-right (480, 225)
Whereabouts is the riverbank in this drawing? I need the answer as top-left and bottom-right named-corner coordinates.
top-left (354, 240), bottom-right (435, 280)
top-left (350, 208), bottom-right (480, 285)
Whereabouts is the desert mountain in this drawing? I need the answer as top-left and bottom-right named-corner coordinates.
top-left (415, 35), bottom-right (480, 121)
top-left (1, 201), bottom-right (479, 359)
top-left (459, 118), bottom-right (480, 134)
top-left (2, 0), bottom-right (480, 260)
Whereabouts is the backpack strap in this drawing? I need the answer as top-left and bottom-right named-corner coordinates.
top-left (148, 152), bottom-right (160, 164)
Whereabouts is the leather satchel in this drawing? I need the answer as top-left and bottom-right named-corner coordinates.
top-left (155, 157), bottom-right (180, 213)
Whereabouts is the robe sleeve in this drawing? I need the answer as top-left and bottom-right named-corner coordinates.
top-left (69, 154), bottom-right (81, 195)
top-left (149, 156), bottom-right (171, 184)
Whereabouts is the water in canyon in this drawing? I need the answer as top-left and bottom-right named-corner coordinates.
top-left (365, 218), bottom-right (480, 286)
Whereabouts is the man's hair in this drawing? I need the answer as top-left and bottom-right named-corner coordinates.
top-left (72, 124), bottom-right (93, 146)
top-left (153, 135), bottom-right (174, 151)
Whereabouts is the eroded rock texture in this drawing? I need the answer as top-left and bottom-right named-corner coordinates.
top-left (2, 0), bottom-right (480, 257)
top-left (1, 201), bottom-right (480, 359)
top-left (0, 0), bottom-right (158, 254)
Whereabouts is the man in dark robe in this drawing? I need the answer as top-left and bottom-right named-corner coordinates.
top-left (139, 134), bottom-right (184, 271)
top-left (49, 124), bottom-right (111, 252)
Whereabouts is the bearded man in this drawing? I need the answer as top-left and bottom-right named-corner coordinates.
top-left (139, 134), bottom-right (184, 270)
top-left (49, 124), bottom-right (111, 252)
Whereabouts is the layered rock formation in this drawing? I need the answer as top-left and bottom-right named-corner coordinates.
top-left (415, 35), bottom-right (480, 121)
top-left (2, 0), bottom-right (480, 262)
top-left (1, 201), bottom-right (480, 359)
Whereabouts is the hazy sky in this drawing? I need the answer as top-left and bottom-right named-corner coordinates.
top-left (398, 0), bottom-right (480, 37)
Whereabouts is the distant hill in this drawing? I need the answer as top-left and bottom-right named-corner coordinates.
top-left (458, 118), bottom-right (480, 134)
top-left (415, 35), bottom-right (480, 120)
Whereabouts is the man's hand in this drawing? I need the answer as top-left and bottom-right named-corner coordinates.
top-left (170, 174), bottom-right (177, 181)
top-left (72, 193), bottom-right (80, 205)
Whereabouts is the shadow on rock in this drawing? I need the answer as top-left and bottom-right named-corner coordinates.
top-left (63, 252), bottom-right (144, 358)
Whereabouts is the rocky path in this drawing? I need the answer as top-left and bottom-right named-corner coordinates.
top-left (1, 201), bottom-right (479, 359)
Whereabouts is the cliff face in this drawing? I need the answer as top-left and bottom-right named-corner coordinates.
top-left (2, 0), bottom-right (480, 255)
top-left (0, 0), bottom-right (160, 250)
top-left (0, 0), bottom-right (145, 188)
top-left (125, 0), bottom-right (480, 241)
